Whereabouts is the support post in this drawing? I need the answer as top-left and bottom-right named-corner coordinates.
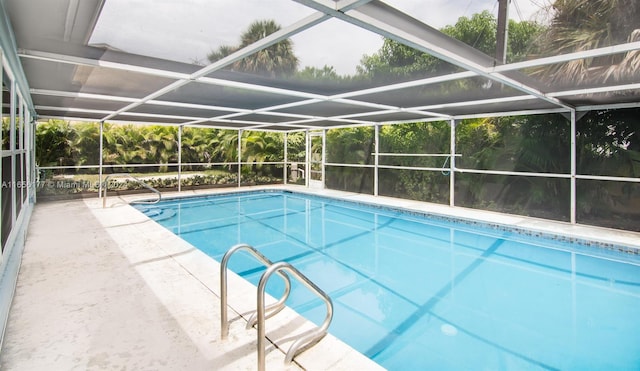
top-left (284, 132), bottom-right (288, 185)
top-left (305, 129), bottom-right (310, 188)
top-left (321, 129), bottom-right (326, 189)
top-left (28, 114), bottom-right (36, 204)
top-left (570, 110), bottom-right (576, 224)
top-left (374, 124), bottom-right (379, 196)
top-left (99, 121), bottom-right (104, 198)
top-left (24, 110), bottom-right (30, 203)
top-left (237, 129), bottom-right (242, 188)
top-left (495, 0), bottom-right (510, 64)
top-left (0, 52), bottom-right (3, 224)
top-left (32, 117), bottom-right (37, 203)
top-left (178, 125), bottom-right (182, 192)
top-left (10, 80), bottom-right (16, 225)
top-left (450, 118), bottom-right (456, 207)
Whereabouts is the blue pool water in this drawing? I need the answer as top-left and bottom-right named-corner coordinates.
top-left (135, 191), bottom-right (640, 370)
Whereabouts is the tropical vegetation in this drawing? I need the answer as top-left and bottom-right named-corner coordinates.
top-left (35, 121), bottom-right (290, 196)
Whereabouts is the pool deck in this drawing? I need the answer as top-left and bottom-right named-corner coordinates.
top-left (1, 185), bottom-right (638, 370)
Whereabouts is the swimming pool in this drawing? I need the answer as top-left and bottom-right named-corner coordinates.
top-left (135, 190), bottom-right (640, 370)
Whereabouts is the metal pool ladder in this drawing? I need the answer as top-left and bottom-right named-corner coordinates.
top-left (102, 173), bottom-right (162, 208)
top-left (220, 243), bottom-right (333, 371)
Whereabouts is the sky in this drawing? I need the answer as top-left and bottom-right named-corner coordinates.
top-left (89, 0), bottom-right (551, 75)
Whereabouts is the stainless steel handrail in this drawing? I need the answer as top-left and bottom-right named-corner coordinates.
top-left (102, 173), bottom-right (162, 208)
top-left (257, 261), bottom-right (333, 371)
top-left (219, 244), bottom-right (291, 340)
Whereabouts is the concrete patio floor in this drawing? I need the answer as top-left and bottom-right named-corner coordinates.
top-left (0, 188), bottom-right (381, 370)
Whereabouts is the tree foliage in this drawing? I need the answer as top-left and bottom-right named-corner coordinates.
top-left (296, 65), bottom-right (342, 81)
top-left (35, 121), bottom-right (284, 177)
top-left (35, 119), bottom-right (76, 167)
top-left (357, 11), bottom-right (544, 80)
top-left (532, 0), bottom-right (640, 84)
top-left (208, 19), bottom-right (298, 77)
top-left (378, 122), bottom-right (450, 202)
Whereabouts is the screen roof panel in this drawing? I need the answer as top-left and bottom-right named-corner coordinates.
top-left (4, 0), bottom-right (639, 129)
top-left (111, 113), bottom-right (195, 125)
top-left (517, 0), bottom-right (640, 60)
top-left (204, 16), bottom-right (469, 95)
top-left (556, 91), bottom-right (640, 107)
top-left (20, 58), bottom-right (178, 99)
top-left (272, 100), bottom-right (381, 117)
top-left (515, 49), bottom-right (640, 93)
top-left (386, 0), bottom-right (547, 31)
top-left (428, 98), bottom-right (561, 116)
top-left (35, 109), bottom-right (111, 121)
top-left (158, 80), bottom-right (308, 110)
top-left (220, 113), bottom-right (306, 124)
top-left (31, 95), bottom-right (130, 113)
top-left (128, 104), bottom-right (235, 120)
top-left (351, 111), bottom-right (438, 123)
top-left (353, 76), bottom-right (526, 107)
top-left (88, 0), bottom-right (316, 66)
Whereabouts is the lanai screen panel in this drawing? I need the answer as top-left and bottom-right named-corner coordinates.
top-left (4, 0), bottom-right (640, 127)
top-left (20, 57), bottom-right (181, 121)
top-left (20, 58), bottom-right (177, 98)
top-left (506, 1), bottom-right (640, 105)
top-left (127, 105), bottom-right (237, 120)
top-left (89, 0), bottom-right (316, 67)
top-left (158, 80), bottom-right (309, 111)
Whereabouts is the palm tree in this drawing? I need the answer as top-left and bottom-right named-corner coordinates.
top-left (181, 127), bottom-right (220, 170)
top-left (141, 126), bottom-right (178, 172)
top-left (242, 131), bottom-right (283, 168)
top-left (35, 119), bottom-right (76, 169)
top-left (235, 20), bottom-right (298, 77)
top-left (286, 132), bottom-right (306, 163)
top-left (603, 29), bottom-right (640, 83)
top-left (213, 129), bottom-right (240, 168)
top-left (206, 45), bottom-right (237, 64)
top-left (533, 0), bottom-right (640, 85)
top-left (72, 122), bottom-right (100, 168)
top-left (102, 124), bottom-right (147, 171)
top-left (207, 19), bottom-right (299, 78)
